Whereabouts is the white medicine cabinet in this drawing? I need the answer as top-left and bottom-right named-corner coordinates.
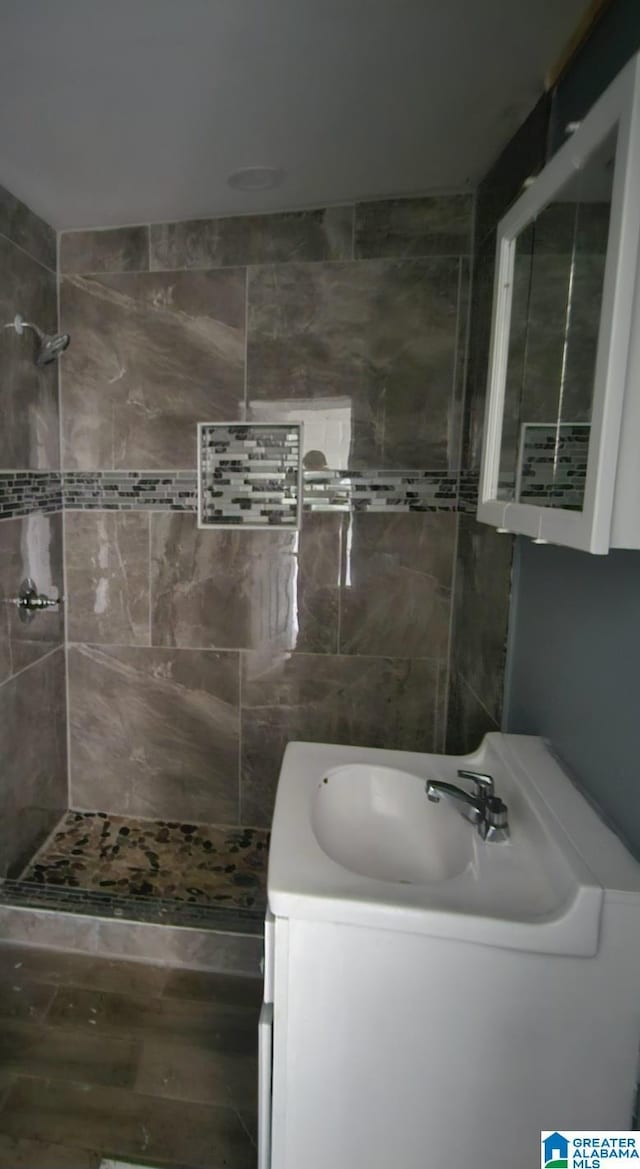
top-left (478, 51), bottom-right (640, 553)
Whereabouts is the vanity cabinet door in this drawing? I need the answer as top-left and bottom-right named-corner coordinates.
top-left (258, 1001), bottom-right (273, 1169)
top-left (478, 51), bottom-right (640, 552)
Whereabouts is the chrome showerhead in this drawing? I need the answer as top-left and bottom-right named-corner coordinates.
top-left (34, 329), bottom-right (70, 366)
top-left (4, 313), bottom-right (70, 366)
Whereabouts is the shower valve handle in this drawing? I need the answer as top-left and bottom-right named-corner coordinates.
top-left (11, 578), bottom-right (64, 623)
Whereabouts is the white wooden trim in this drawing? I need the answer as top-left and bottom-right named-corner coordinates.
top-left (478, 52), bottom-right (640, 553)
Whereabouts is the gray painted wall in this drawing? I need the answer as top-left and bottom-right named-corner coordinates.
top-left (505, 540), bottom-right (640, 857)
top-left (504, 0), bottom-right (640, 857)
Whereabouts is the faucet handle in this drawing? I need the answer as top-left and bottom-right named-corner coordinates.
top-left (457, 769), bottom-right (494, 799)
top-left (482, 796), bottom-right (510, 842)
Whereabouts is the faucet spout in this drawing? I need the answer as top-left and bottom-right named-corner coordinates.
top-left (426, 780), bottom-right (483, 824)
top-left (425, 770), bottom-right (510, 842)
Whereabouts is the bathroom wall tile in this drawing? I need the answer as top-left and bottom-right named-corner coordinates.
top-left (0, 648), bottom-right (67, 877)
top-left (338, 512), bottom-right (454, 659)
top-left (0, 183), bottom-right (56, 270)
top-left (445, 672), bottom-right (499, 755)
top-left (150, 205), bottom-right (353, 270)
top-left (451, 516), bottom-right (513, 724)
top-left (355, 194), bottom-right (473, 259)
top-left (0, 512), bottom-right (64, 676)
top-left (68, 645), bottom-right (240, 823)
top-left (0, 572), bottom-right (10, 684)
top-left (246, 257), bottom-right (461, 469)
top-left (60, 268), bottom-right (245, 469)
top-left (240, 651), bottom-right (441, 826)
top-left (150, 511), bottom-right (340, 653)
top-left (65, 511), bottom-right (150, 645)
top-left (60, 226), bottom-right (150, 274)
top-left (0, 235), bottom-right (60, 470)
top-left (463, 233), bottom-right (496, 476)
top-left (450, 257), bottom-right (471, 473)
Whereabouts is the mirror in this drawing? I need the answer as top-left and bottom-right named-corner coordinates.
top-left (498, 128), bottom-right (616, 511)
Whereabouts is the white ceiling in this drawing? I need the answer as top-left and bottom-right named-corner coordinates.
top-left (0, 0), bottom-right (590, 230)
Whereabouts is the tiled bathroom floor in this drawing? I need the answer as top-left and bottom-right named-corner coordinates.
top-left (21, 812), bottom-right (269, 913)
top-left (0, 941), bottom-right (260, 1168)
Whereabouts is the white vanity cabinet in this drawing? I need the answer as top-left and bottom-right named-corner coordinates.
top-left (259, 904), bottom-right (640, 1169)
top-left (257, 737), bottom-right (640, 1169)
top-left (478, 51), bottom-right (640, 552)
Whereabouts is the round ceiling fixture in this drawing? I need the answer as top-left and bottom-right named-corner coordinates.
top-left (227, 166), bottom-right (285, 191)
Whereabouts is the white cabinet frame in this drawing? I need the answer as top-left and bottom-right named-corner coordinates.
top-left (478, 52), bottom-right (640, 553)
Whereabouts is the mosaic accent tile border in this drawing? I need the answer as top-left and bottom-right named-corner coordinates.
top-left (63, 468), bottom-right (462, 514)
top-left (0, 471), bottom-right (62, 519)
top-left (63, 470), bottom-right (197, 511)
top-left (198, 422), bottom-right (302, 528)
top-left (0, 467), bottom-right (466, 518)
top-left (303, 469), bottom-right (458, 512)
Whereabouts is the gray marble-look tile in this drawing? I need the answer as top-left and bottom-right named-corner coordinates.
top-left (0, 910), bottom-right (261, 975)
top-left (0, 648), bottom-right (67, 878)
top-left (94, 920), bottom-right (262, 975)
top-left (0, 184), bottom-right (56, 270)
top-left (65, 511), bottom-right (150, 645)
top-left (150, 205), bottom-right (353, 270)
top-left (355, 194), bottom-right (472, 259)
top-left (513, 251), bottom-right (603, 430)
top-left (60, 268), bottom-right (246, 470)
top-left (446, 672), bottom-right (499, 755)
top-left (339, 512), bottom-right (454, 659)
top-left (150, 511), bottom-right (340, 653)
top-left (240, 651), bottom-right (441, 826)
top-left (0, 908), bottom-right (100, 957)
top-left (0, 235), bottom-right (60, 471)
top-left (450, 256), bottom-right (470, 473)
top-left (450, 515), bottom-right (513, 724)
top-left (462, 232), bottom-right (495, 474)
top-left (0, 512), bottom-right (64, 679)
top-left (60, 226), bottom-right (150, 274)
top-left (0, 547), bottom-right (10, 685)
top-left (247, 257), bottom-right (462, 469)
top-left (68, 644), bottom-right (240, 823)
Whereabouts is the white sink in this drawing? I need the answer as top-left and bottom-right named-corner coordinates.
top-left (311, 763), bottom-right (471, 884)
top-left (268, 734), bottom-right (640, 956)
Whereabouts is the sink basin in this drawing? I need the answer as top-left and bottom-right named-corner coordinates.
top-left (311, 763), bottom-right (471, 883)
top-left (266, 734), bottom-right (640, 956)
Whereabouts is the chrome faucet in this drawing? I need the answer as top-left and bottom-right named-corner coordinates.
top-left (426, 769), bottom-right (509, 842)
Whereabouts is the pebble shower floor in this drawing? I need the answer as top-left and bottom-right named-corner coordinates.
top-left (20, 811), bottom-right (269, 913)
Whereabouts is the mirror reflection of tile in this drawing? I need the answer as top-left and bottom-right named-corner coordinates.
top-left (515, 422), bottom-right (590, 509)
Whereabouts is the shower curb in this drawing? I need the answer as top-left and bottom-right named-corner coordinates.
top-left (0, 903), bottom-right (262, 975)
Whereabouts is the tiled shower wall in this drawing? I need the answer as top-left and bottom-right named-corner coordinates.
top-left (445, 100), bottom-right (551, 752)
top-left (59, 195), bottom-right (472, 829)
top-left (0, 185), bottom-right (67, 876)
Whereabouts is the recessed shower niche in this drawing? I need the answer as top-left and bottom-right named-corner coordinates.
top-left (198, 422), bottom-right (302, 529)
